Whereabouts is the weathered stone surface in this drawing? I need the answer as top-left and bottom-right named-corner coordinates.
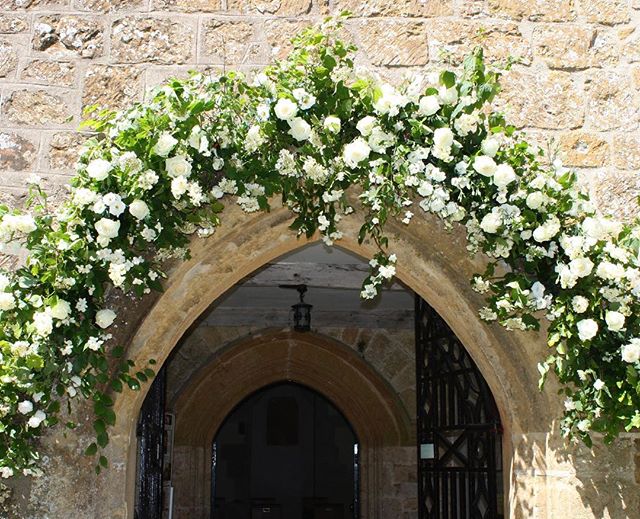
top-left (633, 65), bottom-right (640, 88)
top-left (612, 133), bottom-right (640, 169)
top-left (331, 0), bottom-right (452, 17)
top-left (111, 16), bottom-right (194, 64)
top-left (73, 0), bottom-right (145, 11)
top-left (32, 15), bottom-right (104, 58)
top-left (500, 69), bottom-right (584, 129)
top-left (619, 25), bottom-right (640, 62)
top-left (48, 131), bottom-right (86, 171)
top-left (558, 131), bottom-right (610, 167)
top-left (228, 0), bottom-right (312, 15)
top-left (0, 132), bottom-right (37, 171)
top-left (0, 14), bottom-right (28, 33)
top-left (0, 40), bottom-right (17, 77)
top-left (203, 19), bottom-right (264, 65)
top-left (587, 71), bottom-right (639, 131)
top-left (82, 64), bottom-right (142, 111)
top-left (151, 0), bottom-right (221, 11)
top-left (488, 0), bottom-right (576, 21)
top-left (532, 25), bottom-right (618, 69)
top-left (20, 59), bottom-right (76, 86)
top-left (3, 89), bottom-right (72, 126)
top-left (580, 0), bottom-right (630, 25)
top-left (0, 0), bottom-right (66, 8)
top-left (591, 169), bottom-right (640, 221)
top-left (264, 19), bottom-right (313, 60)
top-left (357, 20), bottom-right (428, 66)
top-left (429, 20), bottom-right (530, 64)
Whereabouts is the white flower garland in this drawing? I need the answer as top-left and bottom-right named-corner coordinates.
top-left (0, 17), bottom-right (638, 478)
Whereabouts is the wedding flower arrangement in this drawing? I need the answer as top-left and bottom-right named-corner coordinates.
top-left (0, 16), bottom-right (638, 477)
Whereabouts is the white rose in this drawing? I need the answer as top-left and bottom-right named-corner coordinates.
top-left (596, 260), bottom-right (625, 281)
top-left (572, 295), bottom-right (589, 313)
top-left (526, 191), bottom-right (547, 210)
top-left (86, 159), bottom-right (112, 181)
top-left (323, 116), bottom-right (341, 134)
top-left (171, 176), bottom-right (189, 198)
top-left (473, 155), bottom-right (497, 177)
top-left (433, 127), bottom-right (454, 149)
top-left (152, 133), bottom-right (178, 157)
top-left (50, 299), bottom-right (71, 320)
top-left (18, 401), bottom-right (33, 415)
top-left (576, 318), bottom-right (598, 341)
top-left (533, 216), bottom-right (560, 243)
top-left (621, 339), bottom-right (640, 363)
top-left (481, 137), bottom-right (500, 157)
top-left (287, 117), bottom-right (312, 141)
top-left (418, 95), bottom-right (440, 116)
top-left (33, 311), bottom-right (53, 337)
top-left (480, 212), bottom-right (501, 234)
top-left (274, 98), bottom-right (298, 120)
top-left (594, 379), bottom-right (605, 391)
top-left (605, 311), bottom-right (625, 331)
top-left (292, 88), bottom-right (316, 110)
top-left (343, 138), bottom-right (371, 168)
top-left (438, 85), bottom-right (458, 105)
top-left (129, 200), bottom-right (150, 220)
top-left (165, 155), bottom-right (192, 178)
top-left (27, 410), bottom-right (46, 428)
top-left (73, 187), bottom-right (98, 206)
top-left (493, 164), bottom-right (517, 188)
top-left (356, 116), bottom-right (377, 137)
top-left (569, 257), bottom-right (594, 278)
top-left (95, 218), bottom-right (120, 240)
top-left (96, 309), bottom-right (116, 329)
top-left (0, 292), bottom-right (16, 311)
top-left (0, 274), bottom-right (9, 291)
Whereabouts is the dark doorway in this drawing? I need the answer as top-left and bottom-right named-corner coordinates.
top-left (211, 382), bottom-right (359, 519)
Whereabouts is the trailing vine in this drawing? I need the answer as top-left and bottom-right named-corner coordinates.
top-left (0, 15), bottom-right (638, 478)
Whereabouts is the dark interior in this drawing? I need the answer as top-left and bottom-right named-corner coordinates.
top-left (211, 382), bottom-right (358, 519)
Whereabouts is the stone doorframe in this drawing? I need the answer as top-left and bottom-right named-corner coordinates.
top-left (169, 329), bottom-right (413, 517)
top-left (99, 202), bottom-right (564, 519)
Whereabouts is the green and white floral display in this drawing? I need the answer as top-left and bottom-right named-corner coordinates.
top-left (0, 16), bottom-right (639, 478)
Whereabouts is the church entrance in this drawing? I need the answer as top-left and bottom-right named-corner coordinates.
top-left (211, 382), bottom-right (358, 519)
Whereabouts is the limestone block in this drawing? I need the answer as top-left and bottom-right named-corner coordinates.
top-left (587, 71), bottom-right (639, 131)
top-left (0, 14), bottom-right (28, 34)
top-left (264, 19), bottom-right (313, 60)
top-left (0, 132), bottom-right (37, 171)
top-left (487, 0), bottom-right (576, 21)
top-left (19, 59), bottom-right (76, 86)
top-left (3, 89), bottom-right (73, 126)
top-left (499, 68), bottom-right (584, 129)
top-left (73, 0), bottom-right (146, 10)
top-left (580, 0), bottom-right (631, 25)
top-left (202, 19), bottom-right (265, 65)
top-left (356, 20), bottom-right (428, 66)
top-left (0, 0), bottom-right (67, 8)
top-left (558, 131), bottom-right (610, 167)
top-left (619, 25), bottom-right (640, 62)
top-left (48, 131), bottom-right (87, 171)
top-left (111, 16), bottom-right (195, 64)
top-left (227, 0), bottom-right (313, 15)
top-left (82, 64), bottom-right (143, 111)
top-left (0, 40), bottom-right (17, 78)
top-left (612, 133), bottom-right (640, 169)
top-left (532, 25), bottom-right (618, 69)
top-left (152, 0), bottom-right (222, 12)
top-left (591, 169), bottom-right (640, 221)
top-left (429, 20), bottom-right (530, 64)
top-left (330, 0), bottom-right (452, 17)
top-left (32, 15), bottom-right (104, 58)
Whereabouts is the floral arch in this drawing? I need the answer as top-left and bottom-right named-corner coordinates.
top-left (0, 16), bottom-right (639, 482)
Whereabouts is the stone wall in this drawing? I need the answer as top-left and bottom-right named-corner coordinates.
top-left (0, 0), bottom-right (639, 218)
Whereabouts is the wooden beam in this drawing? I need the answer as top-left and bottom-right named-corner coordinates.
top-left (240, 262), bottom-right (405, 291)
top-left (204, 307), bottom-right (414, 329)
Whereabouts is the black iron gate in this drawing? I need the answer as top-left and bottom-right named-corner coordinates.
top-left (134, 365), bottom-right (166, 519)
top-left (415, 296), bottom-right (503, 519)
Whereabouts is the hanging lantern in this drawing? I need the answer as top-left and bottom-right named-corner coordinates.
top-left (291, 285), bottom-right (312, 332)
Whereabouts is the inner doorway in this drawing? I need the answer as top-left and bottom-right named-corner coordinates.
top-left (211, 382), bottom-right (359, 519)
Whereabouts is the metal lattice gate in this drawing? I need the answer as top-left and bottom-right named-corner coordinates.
top-left (416, 296), bottom-right (503, 519)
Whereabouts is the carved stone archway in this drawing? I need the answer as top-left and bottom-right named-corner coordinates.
top-left (89, 201), bottom-right (568, 519)
top-left (169, 329), bottom-right (413, 518)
